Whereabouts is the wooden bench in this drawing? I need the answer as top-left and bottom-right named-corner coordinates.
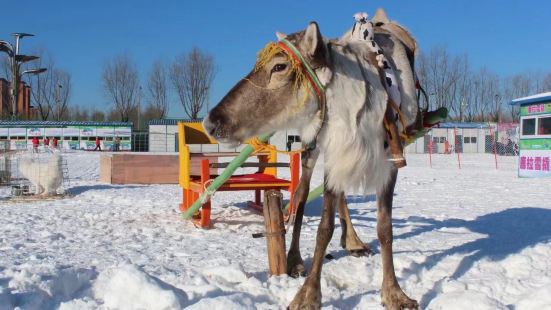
top-left (178, 122), bottom-right (300, 228)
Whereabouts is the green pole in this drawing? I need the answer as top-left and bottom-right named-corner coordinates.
top-left (284, 183), bottom-right (324, 211)
top-left (186, 108), bottom-right (449, 217)
top-left (182, 133), bottom-right (273, 219)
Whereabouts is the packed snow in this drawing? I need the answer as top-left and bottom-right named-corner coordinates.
top-left (1, 151), bottom-right (550, 309)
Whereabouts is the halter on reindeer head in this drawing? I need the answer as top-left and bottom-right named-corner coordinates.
top-left (204, 22), bottom-right (329, 145)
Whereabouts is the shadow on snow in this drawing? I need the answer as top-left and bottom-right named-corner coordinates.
top-left (67, 184), bottom-right (143, 195)
top-left (392, 207), bottom-right (551, 307)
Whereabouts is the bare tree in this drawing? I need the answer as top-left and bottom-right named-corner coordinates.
top-left (90, 109), bottom-right (106, 122)
top-left (467, 67), bottom-right (500, 121)
top-left (455, 56), bottom-right (473, 121)
top-left (147, 60), bottom-right (169, 119)
top-left (70, 105), bottom-right (90, 121)
top-left (419, 47), bottom-right (512, 122)
top-left (24, 49), bottom-right (52, 120)
top-left (501, 73), bottom-right (532, 122)
top-left (22, 49), bottom-right (72, 121)
top-left (170, 47), bottom-right (216, 119)
top-left (102, 55), bottom-right (140, 122)
top-left (530, 71), bottom-right (545, 93)
top-left (418, 46), bottom-right (464, 116)
top-left (542, 72), bottom-right (551, 92)
top-left (50, 70), bottom-right (71, 121)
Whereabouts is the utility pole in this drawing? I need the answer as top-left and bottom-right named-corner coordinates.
top-left (0, 33), bottom-right (46, 120)
top-left (137, 86), bottom-right (142, 130)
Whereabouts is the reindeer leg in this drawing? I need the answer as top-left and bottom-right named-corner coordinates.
top-left (289, 185), bottom-right (337, 310)
top-left (378, 169), bottom-right (418, 310)
top-left (287, 147), bottom-right (320, 277)
top-left (338, 192), bottom-right (372, 257)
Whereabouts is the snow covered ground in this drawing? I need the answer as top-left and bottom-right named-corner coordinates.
top-left (1, 151), bottom-right (550, 309)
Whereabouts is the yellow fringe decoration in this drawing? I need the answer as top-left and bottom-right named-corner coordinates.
top-left (254, 42), bottom-right (312, 110)
top-left (248, 136), bottom-right (304, 155)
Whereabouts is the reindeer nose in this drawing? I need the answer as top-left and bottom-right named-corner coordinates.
top-left (204, 107), bottom-right (228, 137)
top-left (203, 115), bottom-right (217, 136)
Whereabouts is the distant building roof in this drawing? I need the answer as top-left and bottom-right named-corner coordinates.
top-left (148, 118), bottom-right (203, 126)
top-left (510, 92), bottom-right (551, 106)
top-left (0, 120), bottom-right (132, 127)
top-left (437, 122), bottom-right (491, 129)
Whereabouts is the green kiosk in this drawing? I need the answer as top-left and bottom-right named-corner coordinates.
top-left (511, 92), bottom-right (551, 177)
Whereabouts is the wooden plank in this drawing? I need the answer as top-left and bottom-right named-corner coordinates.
top-left (222, 183), bottom-right (291, 189)
top-left (190, 152), bottom-right (271, 157)
top-left (189, 156), bottom-right (218, 176)
top-left (106, 154), bottom-right (180, 184)
top-left (210, 162), bottom-right (290, 168)
top-left (263, 190), bottom-right (287, 276)
top-left (99, 155), bottom-right (112, 183)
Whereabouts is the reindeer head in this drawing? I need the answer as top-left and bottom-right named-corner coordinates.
top-left (204, 22), bottom-right (329, 145)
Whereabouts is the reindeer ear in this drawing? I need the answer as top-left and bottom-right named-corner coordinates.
top-left (276, 32), bottom-right (287, 41)
top-left (303, 22), bottom-right (324, 58)
top-left (372, 8), bottom-right (390, 24)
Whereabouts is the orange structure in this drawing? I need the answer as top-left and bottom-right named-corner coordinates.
top-left (178, 122), bottom-right (300, 228)
top-left (0, 79), bottom-right (35, 119)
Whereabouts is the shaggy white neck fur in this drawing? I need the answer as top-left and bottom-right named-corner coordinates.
top-left (294, 23), bottom-right (419, 194)
top-left (326, 42), bottom-right (394, 194)
top-left (298, 41), bottom-right (393, 194)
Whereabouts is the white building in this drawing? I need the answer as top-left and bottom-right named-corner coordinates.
top-left (0, 121), bottom-right (133, 151)
top-left (148, 119), bottom-right (182, 152)
top-left (148, 119), bottom-right (301, 153)
top-left (405, 122), bottom-right (518, 154)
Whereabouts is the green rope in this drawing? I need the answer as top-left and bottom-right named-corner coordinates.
top-left (182, 133), bottom-right (273, 220)
top-left (280, 38), bottom-right (325, 92)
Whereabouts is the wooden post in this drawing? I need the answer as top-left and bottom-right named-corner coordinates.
top-left (263, 190), bottom-right (287, 276)
top-left (428, 137), bottom-right (433, 168)
top-left (489, 125), bottom-right (498, 169)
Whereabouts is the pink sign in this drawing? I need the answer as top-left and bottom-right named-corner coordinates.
top-left (528, 104), bottom-right (545, 113)
top-left (520, 156), bottom-right (550, 171)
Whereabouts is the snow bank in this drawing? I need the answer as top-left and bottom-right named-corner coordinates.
top-left (0, 265), bottom-right (95, 310)
top-left (515, 284), bottom-right (551, 310)
top-left (93, 264), bottom-right (187, 310)
top-left (186, 293), bottom-right (258, 310)
top-left (427, 291), bottom-right (508, 310)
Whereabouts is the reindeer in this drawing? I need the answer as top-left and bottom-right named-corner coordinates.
top-left (286, 10), bottom-right (421, 280)
top-left (204, 9), bottom-right (419, 310)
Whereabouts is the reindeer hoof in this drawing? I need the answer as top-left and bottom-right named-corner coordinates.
top-left (348, 246), bottom-right (373, 257)
top-left (287, 262), bottom-right (306, 278)
top-left (341, 233), bottom-right (373, 257)
top-left (288, 283), bottom-right (321, 310)
top-left (381, 286), bottom-right (418, 310)
top-left (287, 251), bottom-right (306, 278)
top-left (343, 242), bottom-right (373, 257)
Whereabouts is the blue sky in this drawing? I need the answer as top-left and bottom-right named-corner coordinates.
top-left (1, 0), bottom-right (550, 117)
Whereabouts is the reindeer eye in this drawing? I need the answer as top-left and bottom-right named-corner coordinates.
top-left (271, 64), bottom-right (287, 73)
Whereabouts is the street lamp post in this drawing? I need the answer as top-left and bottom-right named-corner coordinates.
top-left (54, 84), bottom-right (62, 120)
top-left (0, 33), bottom-right (46, 120)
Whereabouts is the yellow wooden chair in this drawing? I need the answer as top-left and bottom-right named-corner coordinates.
top-left (178, 121), bottom-right (300, 228)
